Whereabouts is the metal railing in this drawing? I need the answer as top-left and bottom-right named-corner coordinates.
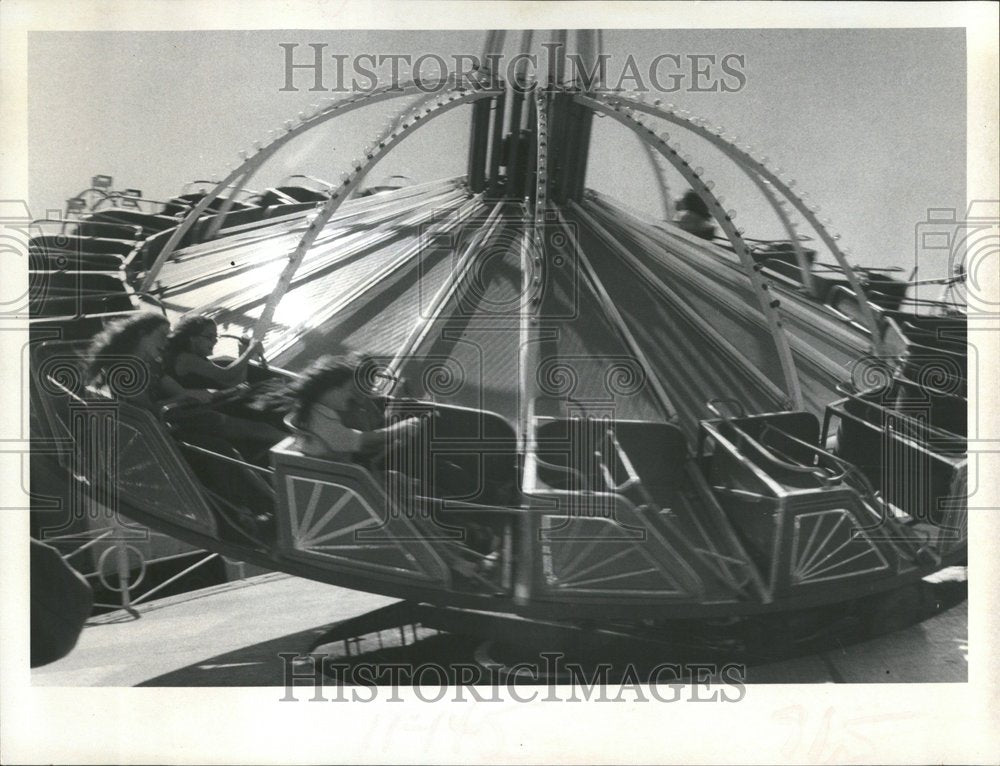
top-left (45, 519), bottom-right (249, 619)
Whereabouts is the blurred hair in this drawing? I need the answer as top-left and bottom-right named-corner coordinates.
top-left (256, 354), bottom-right (362, 423)
top-left (163, 313), bottom-right (216, 371)
top-left (84, 312), bottom-right (169, 384)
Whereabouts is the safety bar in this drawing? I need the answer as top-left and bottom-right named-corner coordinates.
top-left (31, 218), bottom-right (144, 239)
top-left (599, 429), bottom-right (643, 494)
top-left (824, 390), bottom-right (965, 449)
top-left (531, 454), bottom-right (598, 492)
top-left (103, 194), bottom-right (195, 210)
top-left (757, 422), bottom-right (849, 483)
top-left (725, 423), bottom-right (832, 484)
top-left (281, 174), bottom-right (337, 192)
top-left (182, 180), bottom-right (262, 199)
top-left (175, 439), bottom-right (275, 479)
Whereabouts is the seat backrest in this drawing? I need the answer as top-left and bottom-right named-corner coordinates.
top-left (72, 220), bottom-right (143, 240)
top-left (30, 272), bottom-right (135, 316)
top-left (387, 400), bottom-right (518, 506)
top-left (84, 208), bottom-right (178, 233)
top-left (724, 411), bottom-right (819, 455)
top-left (30, 339), bottom-right (91, 444)
top-left (534, 416), bottom-right (607, 491)
top-left (29, 234), bottom-right (135, 257)
top-left (612, 420), bottom-right (689, 485)
top-left (534, 417), bottom-right (688, 496)
top-left (716, 412), bottom-right (826, 491)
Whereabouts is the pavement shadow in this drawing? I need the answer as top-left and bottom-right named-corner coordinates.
top-left (139, 569), bottom-right (966, 687)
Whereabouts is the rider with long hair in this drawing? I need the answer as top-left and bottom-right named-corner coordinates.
top-left (268, 354), bottom-right (420, 463)
top-left (273, 355), bottom-right (503, 583)
top-left (159, 313), bottom-right (286, 450)
top-left (84, 312), bottom-right (210, 409)
top-left (162, 314), bottom-right (262, 390)
top-left (85, 312), bottom-right (276, 544)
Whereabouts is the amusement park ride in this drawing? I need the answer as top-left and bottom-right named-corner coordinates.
top-left (28, 31), bottom-right (967, 655)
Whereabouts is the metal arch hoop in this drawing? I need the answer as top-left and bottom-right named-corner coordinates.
top-left (578, 94), bottom-right (804, 410)
top-left (587, 92), bottom-right (885, 355)
top-left (139, 74), bottom-right (477, 292)
top-left (606, 97), bottom-right (819, 306)
top-left (641, 140), bottom-right (674, 221)
top-left (252, 81), bottom-right (506, 341)
top-left (532, 89), bottom-right (550, 234)
top-left (515, 89), bottom-right (552, 456)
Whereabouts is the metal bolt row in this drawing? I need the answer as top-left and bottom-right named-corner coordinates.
top-left (605, 100), bottom-right (786, 319)
top-left (597, 92), bottom-right (849, 252)
top-left (529, 91), bottom-right (550, 322)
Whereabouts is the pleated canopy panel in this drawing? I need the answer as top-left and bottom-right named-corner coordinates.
top-left (583, 191), bottom-right (879, 419)
top-left (153, 178), bottom-right (479, 370)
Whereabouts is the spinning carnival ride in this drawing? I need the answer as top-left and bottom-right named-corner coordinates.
top-left (30, 31), bottom-right (967, 624)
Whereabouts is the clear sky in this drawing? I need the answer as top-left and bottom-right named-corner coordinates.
top-left (28, 28), bottom-right (965, 279)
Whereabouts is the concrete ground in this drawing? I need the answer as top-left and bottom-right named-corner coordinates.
top-left (32, 571), bottom-right (968, 686)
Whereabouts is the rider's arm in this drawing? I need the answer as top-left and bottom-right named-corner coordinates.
top-left (174, 351), bottom-right (251, 388)
top-left (357, 417), bottom-right (421, 452)
top-left (308, 407), bottom-right (419, 456)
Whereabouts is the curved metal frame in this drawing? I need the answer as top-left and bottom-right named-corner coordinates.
top-left (253, 81), bottom-right (504, 340)
top-left (587, 92), bottom-right (884, 353)
top-left (139, 73), bottom-right (491, 291)
top-left (516, 91), bottom-right (551, 493)
top-left (641, 141), bottom-right (674, 221)
top-left (569, 199), bottom-right (790, 409)
top-left (578, 95), bottom-right (804, 410)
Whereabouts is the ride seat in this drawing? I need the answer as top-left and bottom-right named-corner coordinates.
top-left (828, 390), bottom-right (965, 525)
top-left (29, 244), bottom-right (127, 271)
top-left (712, 412), bottom-right (830, 491)
top-left (387, 401), bottom-right (519, 508)
top-left (533, 418), bottom-right (689, 508)
top-left (30, 272), bottom-right (135, 318)
top-left (29, 234), bottom-right (136, 258)
top-left (83, 209), bottom-right (179, 235)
